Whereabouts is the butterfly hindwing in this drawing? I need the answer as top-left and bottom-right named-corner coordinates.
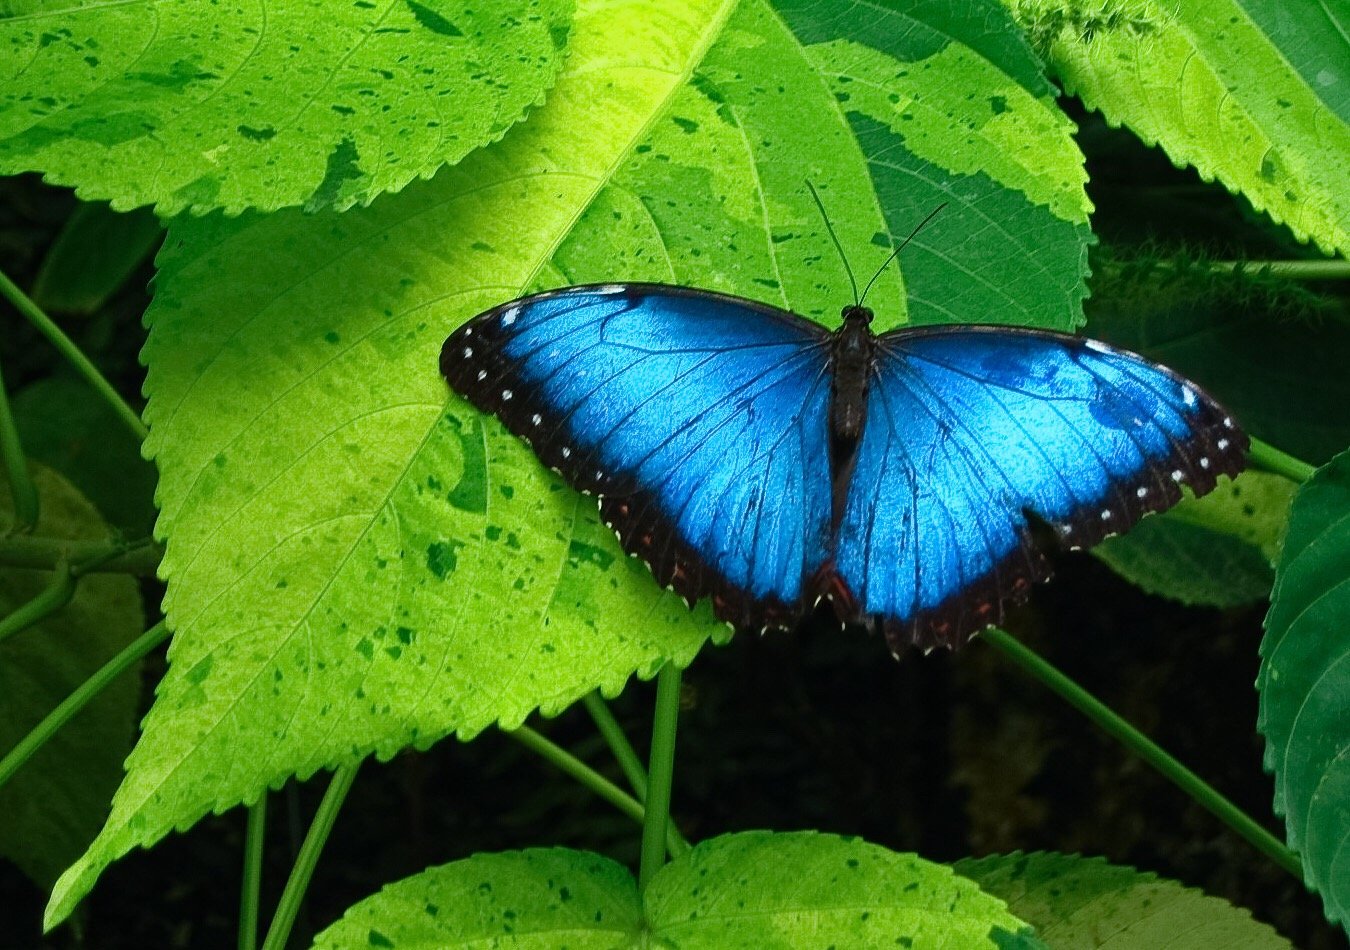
top-left (442, 284), bottom-right (836, 631)
top-left (833, 327), bottom-right (1247, 652)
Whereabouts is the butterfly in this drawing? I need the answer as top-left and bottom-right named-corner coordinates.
top-left (440, 283), bottom-right (1246, 653)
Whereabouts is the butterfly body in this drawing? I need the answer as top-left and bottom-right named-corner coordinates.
top-left (442, 283), bottom-right (1246, 653)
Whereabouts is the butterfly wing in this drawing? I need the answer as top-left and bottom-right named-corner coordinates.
top-left (442, 283), bottom-right (835, 632)
top-left (833, 326), bottom-right (1247, 652)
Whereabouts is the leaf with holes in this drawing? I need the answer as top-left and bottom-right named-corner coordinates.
top-left (1259, 447), bottom-right (1350, 931)
top-left (1007, 0), bottom-right (1350, 256)
top-left (46, 0), bottom-right (1090, 925)
top-left (956, 851), bottom-right (1291, 948)
top-left (312, 832), bottom-right (1044, 948)
top-left (0, 0), bottom-right (574, 214)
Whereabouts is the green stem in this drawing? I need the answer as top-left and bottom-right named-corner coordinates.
top-left (0, 535), bottom-right (163, 575)
top-left (0, 355), bottom-right (37, 530)
top-left (1212, 259), bottom-right (1350, 280)
top-left (639, 663), bottom-right (683, 893)
top-left (0, 268), bottom-right (148, 442)
top-left (582, 692), bottom-right (649, 801)
top-left (1248, 437), bottom-right (1315, 484)
top-left (0, 561), bottom-right (75, 646)
top-left (239, 796), bottom-right (267, 950)
top-left (261, 764), bottom-right (360, 950)
top-left (508, 725), bottom-right (687, 856)
top-left (0, 620), bottom-right (169, 791)
top-left (982, 627), bottom-right (1304, 881)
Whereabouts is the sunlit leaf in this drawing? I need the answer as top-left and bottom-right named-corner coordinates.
top-left (47, 0), bottom-right (1090, 925)
top-left (1009, 0), bottom-right (1350, 256)
top-left (0, 0), bottom-right (575, 214)
top-left (312, 833), bottom-right (1043, 948)
top-left (956, 851), bottom-right (1291, 948)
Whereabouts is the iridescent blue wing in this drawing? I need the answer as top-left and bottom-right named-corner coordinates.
top-left (441, 284), bottom-right (835, 632)
top-left (833, 326), bottom-right (1247, 653)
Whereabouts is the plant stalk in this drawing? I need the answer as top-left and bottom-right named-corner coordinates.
top-left (0, 354), bottom-right (38, 530)
top-left (508, 725), bottom-right (687, 856)
top-left (1212, 259), bottom-right (1350, 280)
top-left (0, 620), bottom-right (169, 791)
top-left (0, 535), bottom-right (163, 575)
top-left (239, 796), bottom-right (267, 950)
top-left (1248, 438), bottom-right (1316, 484)
top-left (583, 691), bottom-right (650, 801)
top-left (0, 268), bottom-right (148, 442)
top-left (981, 627), bottom-right (1304, 881)
top-left (0, 561), bottom-right (76, 646)
top-left (261, 764), bottom-right (360, 950)
top-left (639, 663), bottom-right (683, 892)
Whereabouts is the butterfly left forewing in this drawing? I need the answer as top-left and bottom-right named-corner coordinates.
top-left (830, 326), bottom-right (1247, 652)
top-left (442, 284), bottom-right (836, 633)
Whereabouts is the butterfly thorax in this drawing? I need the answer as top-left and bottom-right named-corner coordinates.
top-left (827, 306), bottom-right (877, 529)
top-left (829, 306), bottom-right (877, 459)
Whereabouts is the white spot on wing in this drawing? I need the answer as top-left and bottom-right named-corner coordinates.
top-left (476, 370), bottom-right (487, 381)
top-left (502, 389), bottom-right (513, 401)
top-left (462, 347), bottom-right (473, 358)
top-left (1223, 417), bottom-right (1234, 429)
top-left (1199, 456), bottom-right (1210, 469)
top-left (1100, 509), bottom-right (1112, 520)
top-left (502, 307), bottom-right (520, 326)
top-left (1218, 438), bottom-right (1230, 450)
top-left (1171, 469), bottom-right (1184, 482)
top-left (1085, 339), bottom-right (1110, 353)
top-left (595, 284), bottom-right (625, 295)
top-left (1136, 486), bottom-right (1148, 498)
top-left (531, 413), bottom-right (542, 426)
top-left (561, 447), bottom-right (572, 458)
top-left (1182, 386), bottom-right (1197, 407)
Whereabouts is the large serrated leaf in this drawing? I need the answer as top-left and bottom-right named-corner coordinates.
top-left (47, 0), bottom-right (1090, 926)
top-left (0, 0), bottom-right (575, 215)
top-left (955, 851), bottom-right (1291, 948)
top-left (0, 464), bottom-right (144, 888)
top-left (1259, 447), bottom-right (1350, 930)
top-left (1009, 0), bottom-right (1350, 257)
top-left (312, 832), bottom-right (1043, 948)
top-left (644, 831), bottom-right (1043, 947)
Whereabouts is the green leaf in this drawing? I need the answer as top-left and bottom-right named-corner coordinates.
top-left (312, 833), bottom-right (1042, 948)
top-left (0, 463), bottom-right (144, 888)
top-left (644, 831), bottom-right (1042, 947)
top-left (783, 0), bottom-right (1092, 331)
top-left (1086, 262), bottom-right (1350, 468)
top-left (48, 0), bottom-right (1090, 925)
top-left (29, 202), bottom-right (162, 315)
top-left (312, 848), bottom-right (641, 948)
top-left (0, 0), bottom-right (575, 215)
top-left (12, 376), bottom-right (159, 536)
top-left (1010, 0), bottom-right (1350, 256)
top-left (955, 851), bottom-right (1291, 948)
top-left (1093, 470), bottom-right (1295, 607)
top-left (1259, 447), bottom-right (1350, 929)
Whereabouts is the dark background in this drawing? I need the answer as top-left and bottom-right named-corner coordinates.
top-left (0, 104), bottom-right (1344, 948)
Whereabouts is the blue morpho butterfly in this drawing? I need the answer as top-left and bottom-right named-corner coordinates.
top-left (440, 224), bottom-right (1246, 654)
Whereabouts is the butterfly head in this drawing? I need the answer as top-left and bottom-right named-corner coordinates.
top-left (840, 304), bottom-right (874, 326)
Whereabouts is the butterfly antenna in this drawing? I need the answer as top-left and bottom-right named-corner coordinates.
top-left (806, 181), bottom-right (861, 307)
top-left (858, 202), bottom-right (947, 307)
